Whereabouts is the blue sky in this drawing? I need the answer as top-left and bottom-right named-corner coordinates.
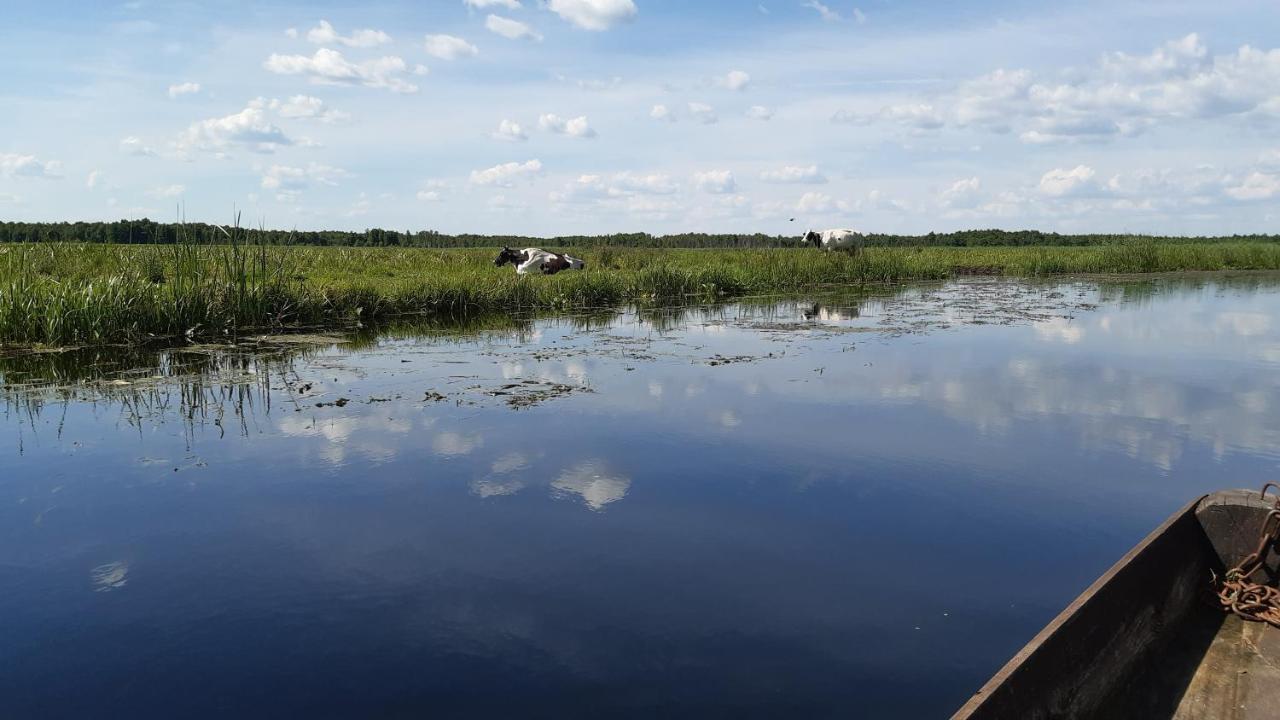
top-left (2, 0), bottom-right (1279, 235)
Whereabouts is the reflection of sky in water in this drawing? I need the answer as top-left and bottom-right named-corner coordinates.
top-left (1, 278), bottom-right (1279, 718)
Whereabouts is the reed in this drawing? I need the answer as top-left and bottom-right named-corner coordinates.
top-left (1, 241), bottom-right (1278, 347)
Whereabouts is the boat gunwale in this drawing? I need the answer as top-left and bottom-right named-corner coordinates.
top-left (951, 493), bottom-right (1209, 719)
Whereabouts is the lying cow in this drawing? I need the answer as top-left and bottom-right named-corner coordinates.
top-left (801, 228), bottom-right (864, 254)
top-left (494, 247), bottom-right (586, 275)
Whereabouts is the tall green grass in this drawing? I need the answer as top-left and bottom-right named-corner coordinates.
top-left (2, 240), bottom-right (1279, 347)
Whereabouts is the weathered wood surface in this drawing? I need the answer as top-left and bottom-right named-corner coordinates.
top-left (953, 489), bottom-right (1280, 720)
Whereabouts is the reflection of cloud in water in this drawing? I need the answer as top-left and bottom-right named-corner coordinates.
top-left (1215, 312), bottom-right (1270, 337)
top-left (491, 452), bottom-right (529, 474)
top-left (91, 561), bottom-right (129, 592)
top-left (648, 381), bottom-right (664, 398)
top-left (1033, 317), bottom-right (1084, 344)
top-left (552, 460), bottom-right (631, 511)
top-left (719, 410), bottom-right (741, 428)
top-left (471, 477), bottom-right (526, 498)
top-left (433, 432), bottom-right (484, 457)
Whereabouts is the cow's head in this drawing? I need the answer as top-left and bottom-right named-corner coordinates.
top-left (495, 247), bottom-right (526, 267)
top-left (803, 230), bottom-right (822, 247)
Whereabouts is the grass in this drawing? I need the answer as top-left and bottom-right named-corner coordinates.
top-left (2, 238), bottom-right (1280, 347)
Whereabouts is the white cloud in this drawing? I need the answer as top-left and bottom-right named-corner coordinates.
top-left (417, 180), bottom-right (448, 202)
top-left (746, 105), bottom-right (773, 120)
top-left (485, 14), bottom-right (542, 40)
top-left (120, 136), bottom-right (157, 156)
top-left (464, 0), bottom-right (521, 8)
top-left (176, 100), bottom-right (292, 154)
top-left (546, 0), bottom-right (637, 31)
top-left (167, 81), bottom-right (200, 98)
top-left (86, 170), bottom-right (101, 189)
top-left (0, 153), bottom-right (62, 178)
top-left (550, 171), bottom-right (679, 204)
top-left (859, 35), bottom-right (1280, 144)
top-left (688, 102), bottom-right (718, 124)
top-left (552, 460), bottom-right (630, 511)
top-left (539, 113), bottom-right (596, 138)
top-left (852, 7), bottom-right (867, 24)
top-left (263, 48), bottom-right (418, 93)
top-left (941, 176), bottom-right (983, 209)
top-left (796, 191), bottom-right (849, 213)
top-left (305, 19), bottom-right (391, 48)
top-left (650, 104), bottom-right (675, 122)
top-left (470, 159), bottom-right (543, 186)
top-left (760, 165), bottom-right (826, 184)
top-left (1038, 165), bottom-right (1099, 197)
top-left (147, 184), bottom-right (185, 198)
top-left (720, 70), bottom-right (750, 91)
top-left (425, 34), bottom-right (479, 60)
top-left (268, 95), bottom-right (349, 123)
top-left (261, 162), bottom-right (348, 192)
top-left (1226, 172), bottom-right (1280, 201)
top-left (693, 169), bottom-right (736, 194)
top-left (493, 118), bottom-right (528, 141)
top-left (803, 0), bottom-right (841, 22)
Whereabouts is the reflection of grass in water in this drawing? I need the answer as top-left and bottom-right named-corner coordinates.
top-left (5, 241), bottom-right (1279, 347)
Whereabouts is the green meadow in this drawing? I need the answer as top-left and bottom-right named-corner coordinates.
top-left (3, 239), bottom-right (1280, 347)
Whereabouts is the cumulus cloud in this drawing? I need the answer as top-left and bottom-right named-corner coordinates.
top-left (539, 113), bottom-right (596, 138)
top-left (693, 169), bottom-right (736, 194)
top-left (119, 136), bottom-right (157, 156)
top-left (305, 19), bottom-right (391, 48)
top-left (263, 48), bottom-right (418, 93)
top-left (1038, 165), bottom-right (1099, 197)
top-left (465, 0), bottom-right (521, 8)
top-left (760, 165), bottom-right (826, 184)
top-left (546, 0), bottom-right (637, 31)
top-left (719, 70), bottom-right (750, 91)
top-left (485, 14), bottom-right (541, 40)
top-left (796, 191), bottom-right (850, 213)
top-left (0, 153), bottom-right (62, 178)
top-left (86, 170), bottom-right (101, 189)
top-left (260, 163), bottom-right (348, 194)
top-left (650, 104), bottom-right (675, 122)
top-left (425, 34), bottom-right (479, 60)
top-left (688, 102), bottom-right (718, 124)
top-left (940, 176), bottom-right (983, 209)
top-left (147, 184), bottom-right (185, 198)
top-left (417, 180), bottom-right (448, 202)
top-left (493, 118), bottom-right (528, 141)
top-left (1226, 172), bottom-right (1280, 201)
top-left (549, 171), bottom-right (678, 204)
top-left (856, 35), bottom-right (1280, 144)
top-left (746, 105), bottom-right (773, 120)
top-left (268, 95), bottom-right (349, 123)
top-left (803, 0), bottom-right (841, 21)
top-left (470, 159), bottom-right (543, 186)
top-left (176, 101), bottom-right (292, 154)
top-left (167, 81), bottom-right (200, 98)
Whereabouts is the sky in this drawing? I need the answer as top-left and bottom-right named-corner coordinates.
top-left (2, 0), bottom-right (1280, 236)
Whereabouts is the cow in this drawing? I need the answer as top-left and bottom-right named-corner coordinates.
top-left (801, 228), bottom-right (864, 254)
top-left (494, 247), bottom-right (586, 275)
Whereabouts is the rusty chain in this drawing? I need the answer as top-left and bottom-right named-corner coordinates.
top-left (1209, 483), bottom-right (1280, 628)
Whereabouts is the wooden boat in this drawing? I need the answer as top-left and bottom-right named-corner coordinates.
top-left (953, 488), bottom-right (1280, 720)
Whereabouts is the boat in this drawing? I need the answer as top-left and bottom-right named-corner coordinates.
top-left (952, 487), bottom-right (1280, 720)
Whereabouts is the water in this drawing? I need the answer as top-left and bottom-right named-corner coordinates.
top-left (2, 277), bottom-right (1279, 719)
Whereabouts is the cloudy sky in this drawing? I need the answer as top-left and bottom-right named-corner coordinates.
top-left (3, 0), bottom-right (1279, 235)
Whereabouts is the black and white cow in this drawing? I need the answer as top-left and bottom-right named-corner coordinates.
top-left (801, 228), bottom-right (864, 253)
top-left (494, 247), bottom-right (586, 275)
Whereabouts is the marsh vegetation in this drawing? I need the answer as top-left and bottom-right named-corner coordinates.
top-left (2, 237), bottom-right (1279, 347)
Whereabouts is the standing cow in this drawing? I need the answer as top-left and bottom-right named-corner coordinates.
top-left (801, 228), bottom-right (864, 254)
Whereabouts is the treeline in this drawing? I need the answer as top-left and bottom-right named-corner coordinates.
top-left (2, 219), bottom-right (1277, 248)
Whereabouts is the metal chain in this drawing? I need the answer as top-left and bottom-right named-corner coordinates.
top-left (1210, 483), bottom-right (1280, 628)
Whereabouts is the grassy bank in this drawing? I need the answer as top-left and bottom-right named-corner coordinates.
top-left (3, 240), bottom-right (1280, 346)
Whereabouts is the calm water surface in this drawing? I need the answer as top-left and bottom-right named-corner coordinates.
top-left (3, 277), bottom-right (1279, 719)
